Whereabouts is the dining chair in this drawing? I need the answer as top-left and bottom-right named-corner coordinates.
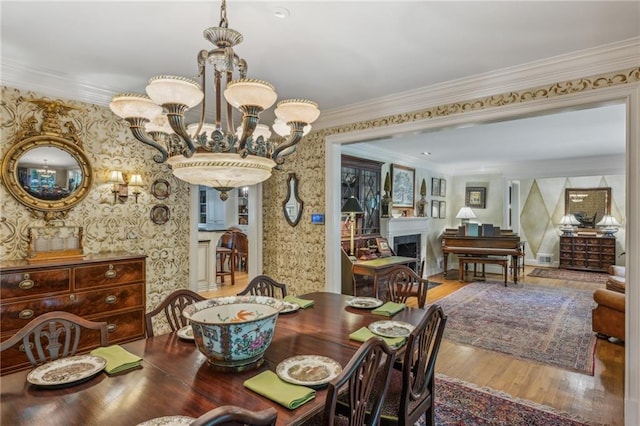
top-left (234, 231), bottom-right (249, 272)
top-left (216, 231), bottom-right (236, 285)
top-left (307, 337), bottom-right (396, 425)
top-left (379, 304), bottom-right (447, 426)
top-left (145, 289), bottom-right (206, 337)
top-left (190, 405), bottom-right (277, 426)
top-left (383, 264), bottom-right (429, 309)
top-left (237, 275), bottom-right (288, 298)
top-left (0, 311), bottom-right (108, 367)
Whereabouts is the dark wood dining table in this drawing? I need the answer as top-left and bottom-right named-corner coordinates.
top-left (0, 292), bottom-right (426, 426)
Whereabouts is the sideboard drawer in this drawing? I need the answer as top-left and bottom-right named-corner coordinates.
top-left (1, 269), bottom-right (71, 299)
top-left (71, 284), bottom-right (144, 316)
top-left (74, 260), bottom-right (144, 289)
top-left (92, 309), bottom-right (145, 343)
top-left (1, 295), bottom-right (77, 332)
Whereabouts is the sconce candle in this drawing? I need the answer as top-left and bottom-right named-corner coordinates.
top-left (129, 174), bottom-right (143, 203)
top-left (108, 171), bottom-right (125, 203)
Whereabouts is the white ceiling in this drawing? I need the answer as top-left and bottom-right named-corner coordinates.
top-left (2, 1), bottom-right (639, 175)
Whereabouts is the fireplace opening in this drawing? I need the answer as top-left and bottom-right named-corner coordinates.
top-left (393, 234), bottom-right (420, 273)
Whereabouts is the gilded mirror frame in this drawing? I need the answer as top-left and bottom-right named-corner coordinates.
top-left (1, 100), bottom-right (92, 221)
top-left (565, 187), bottom-right (611, 228)
top-left (283, 173), bottom-right (303, 227)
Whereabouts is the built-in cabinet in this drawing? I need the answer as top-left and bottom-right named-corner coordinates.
top-left (0, 253), bottom-right (147, 374)
top-left (199, 186), bottom-right (226, 229)
top-left (559, 235), bottom-right (615, 272)
top-left (341, 155), bottom-right (383, 237)
top-left (238, 187), bottom-right (248, 226)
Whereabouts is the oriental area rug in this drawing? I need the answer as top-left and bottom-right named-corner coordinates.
top-left (435, 281), bottom-right (597, 375)
top-left (425, 374), bottom-right (593, 425)
top-left (528, 267), bottom-right (609, 284)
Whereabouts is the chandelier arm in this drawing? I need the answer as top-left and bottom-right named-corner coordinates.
top-left (125, 117), bottom-right (168, 163)
top-left (237, 105), bottom-right (262, 151)
top-left (164, 104), bottom-right (197, 157)
top-left (215, 70), bottom-right (222, 130)
top-left (189, 61), bottom-right (208, 139)
top-left (272, 122), bottom-right (305, 161)
top-left (225, 71), bottom-right (234, 134)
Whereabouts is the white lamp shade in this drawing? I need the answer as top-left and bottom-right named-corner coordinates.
top-left (559, 214), bottom-right (581, 226)
top-left (272, 118), bottom-right (311, 137)
top-left (145, 114), bottom-right (175, 134)
top-left (129, 174), bottom-right (143, 187)
top-left (236, 123), bottom-right (272, 140)
top-left (110, 94), bottom-right (162, 120)
top-left (275, 99), bottom-right (320, 124)
top-left (146, 75), bottom-right (203, 108)
top-left (596, 215), bottom-right (621, 226)
top-left (456, 207), bottom-right (476, 219)
top-left (108, 171), bottom-right (125, 185)
top-left (224, 79), bottom-right (277, 110)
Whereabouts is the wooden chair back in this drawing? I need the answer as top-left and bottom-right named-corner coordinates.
top-left (397, 304), bottom-right (447, 425)
top-left (145, 289), bottom-right (206, 337)
top-left (383, 264), bottom-right (429, 309)
top-left (326, 337), bottom-right (396, 425)
top-left (191, 405), bottom-right (277, 426)
top-left (237, 275), bottom-right (288, 298)
top-left (0, 311), bottom-right (108, 366)
top-left (234, 231), bottom-right (249, 271)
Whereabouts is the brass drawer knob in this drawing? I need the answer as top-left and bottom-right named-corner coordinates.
top-left (105, 295), bottom-right (118, 304)
top-left (104, 265), bottom-right (117, 279)
top-left (107, 324), bottom-right (117, 333)
top-left (19, 309), bottom-right (34, 320)
top-left (18, 273), bottom-right (34, 289)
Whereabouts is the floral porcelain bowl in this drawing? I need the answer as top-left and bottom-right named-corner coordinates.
top-left (182, 295), bottom-right (283, 371)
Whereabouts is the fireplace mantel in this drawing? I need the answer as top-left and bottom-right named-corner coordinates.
top-left (380, 218), bottom-right (428, 266)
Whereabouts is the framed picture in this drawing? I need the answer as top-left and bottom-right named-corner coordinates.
top-left (439, 201), bottom-right (447, 219)
top-left (391, 164), bottom-right (415, 208)
top-left (431, 178), bottom-right (440, 197)
top-left (431, 200), bottom-right (439, 218)
top-left (466, 186), bottom-right (487, 208)
top-left (439, 178), bottom-right (447, 197)
top-left (376, 237), bottom-right (392, 257)
top-left (151, 179), bottom-right (170, 200)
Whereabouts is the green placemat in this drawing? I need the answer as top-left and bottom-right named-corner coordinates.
top-left (349, 327), bottom-right (406, 349)
top-left (244, 370), bottom-right (316, 409)
top-left (284, 295), bottom-right (314, 309)
top-left (90, 344), bottom-right (142, 375)
top-left (372, 301), bottom-right (405, 316)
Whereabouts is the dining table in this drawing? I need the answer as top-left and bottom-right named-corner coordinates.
top-left (0, 292), bottom-right (427, 426)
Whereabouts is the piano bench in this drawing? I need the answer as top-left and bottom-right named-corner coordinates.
top-left (459, 256), bottom-right (509, 286)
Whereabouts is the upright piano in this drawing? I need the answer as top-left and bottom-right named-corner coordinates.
top-left (442, 232), bottom-right (523, 283)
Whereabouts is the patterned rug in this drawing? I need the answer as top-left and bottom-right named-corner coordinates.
top-left (435, 281), bottom-right (597, 375)
top-left (425, 374), bottom-right (593, 425)
top-left (528, 267), bottom-right (609, 284)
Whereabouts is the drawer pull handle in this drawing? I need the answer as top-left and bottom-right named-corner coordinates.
top-left (19, 309), bottom-right (34, 320)
top-left (19, 279), bottom-right (35, 290)
top-left (19, 342), bottom-right (34, 352)
top-left (104, 265), bottom-right (117, 279)
top-left (107, 324), bottom-right (117, 333)
top-left (105, 295), bottom-right (118, 304)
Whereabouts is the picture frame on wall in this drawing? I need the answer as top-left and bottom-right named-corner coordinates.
top-left (391, 164), bottom-right (415, 208)
top-left (466, 186), bottom-right (487, 208)
top-left (431, 200), bottom-right (439, 218)
top-left (431, 178), bottom-right (440, 197)
top-left (439, 179), bottom-right (446, 197)
top-left (439, 201), bottom-right (446, 219)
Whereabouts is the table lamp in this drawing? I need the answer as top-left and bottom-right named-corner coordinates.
top-left (559, 214), bottom-right (580, 235)
top-left (596, 215), bottom-right (621, 236)
top-left (455, 206), bottom-right (476, 225)
top-left (342, 196), bottom-right (364, 256)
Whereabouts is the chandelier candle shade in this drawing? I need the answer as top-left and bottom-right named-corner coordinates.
top-left (109, 0), bottom-right (320, 200)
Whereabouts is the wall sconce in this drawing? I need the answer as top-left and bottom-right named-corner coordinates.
top-left (108, 171), bottom-right (143, 203)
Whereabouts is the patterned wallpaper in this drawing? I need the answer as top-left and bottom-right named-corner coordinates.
top-left (0, 87), bottom-right (191, 329)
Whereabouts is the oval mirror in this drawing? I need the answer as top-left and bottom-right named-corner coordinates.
top-left (1, 134), bottom-right (92, 220)
top-left (283, 173), bottom-right (303, 227)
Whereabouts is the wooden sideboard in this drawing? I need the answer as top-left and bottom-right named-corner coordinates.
top-left (559, 235), bottom-right (615, 272)
top-left (0, 252), bottom-right (146, 374)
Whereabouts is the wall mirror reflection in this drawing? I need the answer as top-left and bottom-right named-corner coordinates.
top-left (565, 187), bottom-right (611, 228)
top-left (283, 173), bottom-right (303, 227)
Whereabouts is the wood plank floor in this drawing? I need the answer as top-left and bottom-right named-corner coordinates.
top-left (201, 266), bottom-right (624, 425)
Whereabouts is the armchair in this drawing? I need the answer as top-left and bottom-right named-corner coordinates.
top-left (592, 265), bottom-right (626, 341)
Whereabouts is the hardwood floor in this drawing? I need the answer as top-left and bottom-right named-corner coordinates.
top-left (200, 266), bottom-right (624, 425)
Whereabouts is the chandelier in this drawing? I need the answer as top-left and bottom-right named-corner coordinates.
top-left (38, 160), bottom-right (53, 178)
top-left (109, 0), bottom-right (320, 200)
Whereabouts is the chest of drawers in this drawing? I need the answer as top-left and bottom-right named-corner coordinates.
top-left (0, 253), bottom-right (146, 374)
top-left (559, 235), bottom-right (615, 272)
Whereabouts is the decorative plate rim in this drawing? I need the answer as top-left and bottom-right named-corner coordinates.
top-left (176, 325), bottom-right (194, 341)
top-left (150, 204), bottom-right (170, 225)
top-left (276, 355), bottom-right (342, 387)
top-left (347, 297), bottom-right (384, 309)
top-left (368, 320), bottom-right (415, 338)
top-left (136, 415), bottom-right (194, 426)
top-left (151, 178), bottom-right (171, 200)
top-left (27, 354), bottom-right (107, 387)
top-left (280, 301), bottom-right (300, 314)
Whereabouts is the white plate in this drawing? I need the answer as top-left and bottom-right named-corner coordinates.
top-left (368, 320), bottom-right (415, 338)
top-left (176, 325), bottom-right (194, 340)
top-left (27, 355), bottom-right (107, 387)
top-left (276, 355), bottom-right (342, 387)
top-left (280, 301), bottom-right (300, 314)
top-left (136, 416), bottom-right (194, 426)
top-left (347, 297), bottom-right (383, 309)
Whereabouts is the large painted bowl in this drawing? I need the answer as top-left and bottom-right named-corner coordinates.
top-left (182, 295), bottom-right (283, 371)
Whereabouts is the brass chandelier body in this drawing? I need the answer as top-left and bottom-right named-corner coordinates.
top-left (110, 0), bottom-right (319, 200)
